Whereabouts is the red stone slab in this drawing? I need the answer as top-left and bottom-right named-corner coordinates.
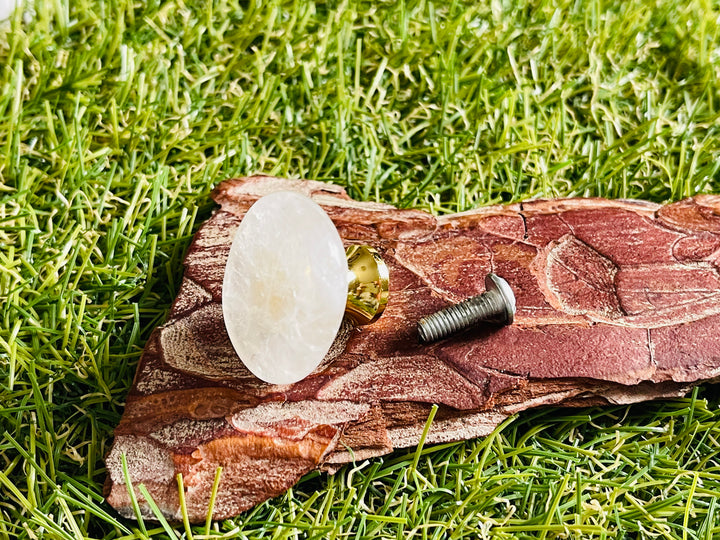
top-left (105, 177), bottom-right (720, 522)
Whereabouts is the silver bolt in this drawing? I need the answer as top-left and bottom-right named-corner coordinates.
top-left (417, 273), bottom-right (516, 343)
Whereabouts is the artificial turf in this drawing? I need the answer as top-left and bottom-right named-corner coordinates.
top-left (1, 0), bottom-right (720, 538)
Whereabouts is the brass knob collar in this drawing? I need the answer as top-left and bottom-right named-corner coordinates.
top-left (345, 245), bottom-right (389, 325)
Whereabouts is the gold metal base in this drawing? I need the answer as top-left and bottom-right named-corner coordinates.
top-left (345, 245), bottom-right (389, 325)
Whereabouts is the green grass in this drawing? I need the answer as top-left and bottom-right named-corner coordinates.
top-left (1, 0), bottom-right (720, 537)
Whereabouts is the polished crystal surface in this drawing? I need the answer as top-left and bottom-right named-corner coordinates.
top-left (0, 0), bottom-right (21, 21)
top-left (222, 191), bottom-right (347, 384)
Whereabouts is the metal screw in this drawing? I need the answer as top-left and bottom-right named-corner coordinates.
top-left (417, 273), bottom-right (516, 343)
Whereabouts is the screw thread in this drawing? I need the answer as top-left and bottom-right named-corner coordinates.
top-left (418, 290), bottom-right (506, 343)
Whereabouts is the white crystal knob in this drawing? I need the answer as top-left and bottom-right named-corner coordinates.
top-left (222, 191), bottom-right (349, 385)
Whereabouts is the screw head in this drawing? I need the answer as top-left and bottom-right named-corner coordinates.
top-left (484, 273), bottom-right (516, 324)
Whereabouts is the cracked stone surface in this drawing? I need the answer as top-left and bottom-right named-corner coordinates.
top-left (105, 176), bottom-right (720, 523)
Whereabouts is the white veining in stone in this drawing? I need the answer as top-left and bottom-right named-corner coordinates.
top-left (222, 191), bottom-right (347, 384)
top-left (106, 436), bottom-right (174, 485)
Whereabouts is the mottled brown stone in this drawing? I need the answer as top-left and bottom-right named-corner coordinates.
top-left (106, 176), bottom-right (720, 523)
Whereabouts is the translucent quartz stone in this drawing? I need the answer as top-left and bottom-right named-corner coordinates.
top-left (0, 0), bottom-right (21, 22)
top-left (222, 191), bottom-right (348, 385)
